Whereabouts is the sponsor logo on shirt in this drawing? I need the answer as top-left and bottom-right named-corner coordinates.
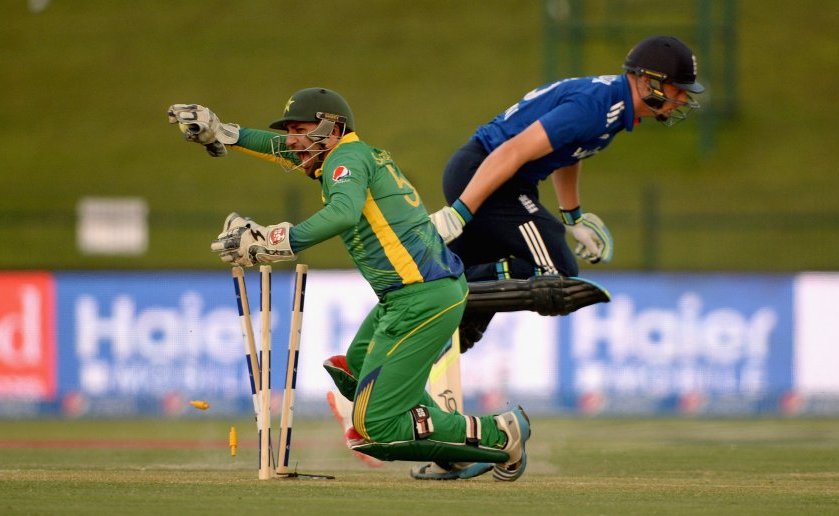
top-left (332, 165), bottom-right (352, 182)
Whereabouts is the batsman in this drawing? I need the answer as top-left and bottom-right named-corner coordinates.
top-left (168, 88), bottom-right (530, 481)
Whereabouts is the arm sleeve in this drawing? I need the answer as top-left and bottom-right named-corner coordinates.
top-left (289, 157), bottom-right (370, 252)
top-left (231, 127), bottom-right (300, 168)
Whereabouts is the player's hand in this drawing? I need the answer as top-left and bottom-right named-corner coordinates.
top-left (167, 103), bottom-right (240, 157)
top-left (429, 200), bottom-right (473, 244)
top-left (429, 207), bottom-right (464, 243)
top-left (210, 213), bottom-right (267, 267)
top-left (565, 212), bottom-right (613, 264)
top-left (248, 222), bottom-right (296, 264)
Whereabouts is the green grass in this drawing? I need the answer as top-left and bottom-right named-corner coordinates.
top-left (1, 418), bottom-right (837, 515)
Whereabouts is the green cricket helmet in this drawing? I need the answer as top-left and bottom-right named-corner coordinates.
top-left (270, 87), bottom-right (355, 137)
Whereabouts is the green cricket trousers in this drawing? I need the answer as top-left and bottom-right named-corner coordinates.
top-left (345, 274), bottom-right (506, 449)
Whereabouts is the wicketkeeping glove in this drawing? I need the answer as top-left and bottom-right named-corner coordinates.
top-left (210, 213), bottom-right (296, 267)
top-left (167, 103), bottom-right (240, 157)
top-left (563, 211), bottom-right (614, 264)
top-left (249, 222), bottom-right (296, 264)
top-left (210, 213), bottom-right (265, 267)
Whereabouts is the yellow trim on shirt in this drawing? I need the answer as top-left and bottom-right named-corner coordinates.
top-left (362, 191), bottom-right (424, 285)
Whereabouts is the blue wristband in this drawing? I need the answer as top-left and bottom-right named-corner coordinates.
top-left (559, 206), bottom-right (582, 225)
top-left (452, 199), bottom-right (473, 224)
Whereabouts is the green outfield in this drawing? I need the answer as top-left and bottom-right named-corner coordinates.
top-left (1, 418), bottom-right (837, 515)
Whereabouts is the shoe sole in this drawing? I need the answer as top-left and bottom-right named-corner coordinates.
top-left (411, 462), bottom-right (494, 480)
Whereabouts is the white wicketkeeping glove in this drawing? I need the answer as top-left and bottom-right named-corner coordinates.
top-left (210, 213), bottom-right (265, 267)
top-left (249, 222), bottom-right (296, 264)
top-left (167, 103), bottom-right (240, 157)
top-left (210, 213), bottom-right (296, 267)
top-left (565, 212), bottom-right (614, 264)
top-left (429, 206), bottom-right (466, 244)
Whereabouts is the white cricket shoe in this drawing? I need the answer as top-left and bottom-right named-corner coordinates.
top-left (492, 406), bottom-right (531, 481)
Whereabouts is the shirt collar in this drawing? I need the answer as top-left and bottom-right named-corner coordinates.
top-left (618, 75), bottom-right (638, 131)
top-left (313, 132), bottom-right (360, 179)
top-left (623, 76), bottom-right (638, 131)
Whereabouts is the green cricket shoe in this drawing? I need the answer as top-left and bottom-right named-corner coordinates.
top-left (492, 406), bottom-right (531, 481)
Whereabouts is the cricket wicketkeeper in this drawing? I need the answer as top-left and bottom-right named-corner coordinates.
top-left (168, 88), bottom-right (530, 481)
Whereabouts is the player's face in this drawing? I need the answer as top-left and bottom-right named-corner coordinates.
top-left (636, 75), bottom-right (699, 126)
top-left (659, 83), bottom-right (691, 115)
top-left (285, 121), bottom-right (324, 177)
top-left (659, 83), bottom-right (700, 126)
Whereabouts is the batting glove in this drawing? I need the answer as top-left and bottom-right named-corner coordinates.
top-left (562, 209), bottom-right (613, 264)
top-left (429, 199), bottom-right (473, 244)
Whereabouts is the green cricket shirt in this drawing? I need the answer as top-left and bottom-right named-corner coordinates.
top-left (233, 129), bottom-right (463, 298)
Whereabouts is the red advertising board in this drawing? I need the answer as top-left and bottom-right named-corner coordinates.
top-left (0, 272), bottom-right (56, 400)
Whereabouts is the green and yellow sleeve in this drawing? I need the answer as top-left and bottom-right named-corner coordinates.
top-left (231, 127), bottom-right (300, 169)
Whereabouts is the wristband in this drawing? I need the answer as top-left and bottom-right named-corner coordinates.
top-left (452, 199), bottom-right (473, 224)
top-left (559, 206), bottom-right (582, 225)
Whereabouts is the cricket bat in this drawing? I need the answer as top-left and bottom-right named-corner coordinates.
top-left (428, 330), bottom-right (463, 413)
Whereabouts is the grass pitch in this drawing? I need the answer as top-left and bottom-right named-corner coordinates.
top-left (1, 418), bottom-right (837, 515)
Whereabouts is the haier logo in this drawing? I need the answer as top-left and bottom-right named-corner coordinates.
top-left (0, 273), bottom-right (55, 399)
top-left (72, 290), bottom-right (252, 396)
top-left (53, 273), bottom-right (289, 400)
top-left (567, 292), bottom-right (781, 396)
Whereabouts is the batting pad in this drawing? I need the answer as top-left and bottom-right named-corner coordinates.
top-left (466, 275), bottom-right (610, 316)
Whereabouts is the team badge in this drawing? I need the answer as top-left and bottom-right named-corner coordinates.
top-left (268, 226), bottom-right (287, 245)
top-left (332, 165), bottom-right (352, 182)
